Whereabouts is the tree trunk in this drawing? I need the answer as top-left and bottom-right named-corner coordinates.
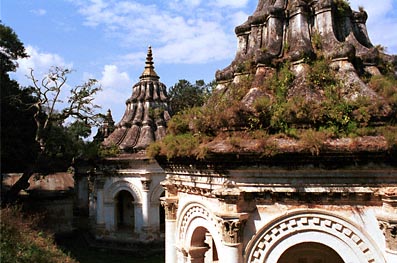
top-left (2, 152), bottom-right (43, 205)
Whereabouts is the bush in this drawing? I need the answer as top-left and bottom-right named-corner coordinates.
top-left (0, 206), bottom-right (77, 263)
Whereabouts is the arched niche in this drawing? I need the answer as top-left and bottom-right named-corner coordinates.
top-left (115, 190), bottom-right (135, 230)
top-left (277, 242), bottom-right (344, 263)
top-left (245, 210), bottom-right (386, 263)
top-left (104, 180), bottom-right (142, 232)
top-left (105, 180), bottom-right (142, 204)
top-left (177, 203), bottom-right (223, 262)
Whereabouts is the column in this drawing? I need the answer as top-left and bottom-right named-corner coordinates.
top-left (162, 197), bottom-right (179, 263)
top-left (141, 178), bottom-right (152, 238)
top-left (287, 0), bottom-right (313, 62)
top-left (188, 246), bottom-right (210, 263)
top-left (95, 178), bottom-right (106, 226)
top-left (378, 188), bottom-right (397, 263)
top-left (218, 214), bottom-right (249, 263)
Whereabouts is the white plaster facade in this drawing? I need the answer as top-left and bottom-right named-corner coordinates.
top-left (159, 155), bottom-right (397, 263)
top-left (75, 155), bottom-right (166, 242)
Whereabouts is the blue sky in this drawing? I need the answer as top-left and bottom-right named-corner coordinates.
top-left (2, 0), bottom-right (397, 126)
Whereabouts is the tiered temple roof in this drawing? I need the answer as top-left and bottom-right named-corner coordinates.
top-left (216, 0), bottom-right (386, 82)
top-left (103, 47), bottom-right (171, 152)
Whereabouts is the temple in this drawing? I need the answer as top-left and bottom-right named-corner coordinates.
top-left (74, 47), bottom-right (170, 244)
top-left (74, 1), bottom-right (397, 262)
top-left (157, 1), bottom-right (397, 262)
top-left (216, 0), bottom-right (381, 82)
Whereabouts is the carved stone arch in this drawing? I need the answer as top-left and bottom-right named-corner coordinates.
top-left (105, 180), bottom-right (142, 204)
top-left (177, 202), bottom-right (223, 251)
top-left (245, 209), bottom-right (386, 263)
top-left (150, 182), bottom-right (165, 205)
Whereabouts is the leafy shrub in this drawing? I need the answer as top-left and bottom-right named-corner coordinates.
top-left (98, 144), bottom-right (121, 157)
top-left (334, 0), bottom-right (351, 16)
top-left (151, 133), bottom-right (208, 159)
top-left (0, 206), bottom-right (77, 263)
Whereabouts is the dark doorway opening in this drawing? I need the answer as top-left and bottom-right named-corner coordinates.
top-left (278, 242), bottom-right (344, 263)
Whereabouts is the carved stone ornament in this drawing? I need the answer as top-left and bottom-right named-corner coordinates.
top-left (218, 214), bottom-right (249, 245)
top-left (379, 218), bottom-right (397, 252)
top-left (141, 178), bottom-right (152, 191)
top-left (222, 219), bottom-right (245, 244)
top-left (161, 197), bottom-right (178, 220)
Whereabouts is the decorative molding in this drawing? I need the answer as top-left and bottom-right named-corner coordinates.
top-left (178, 204), bottom-right (220, 245)
top-left (378, 217), bottom-right (397, 252)
top-left (178, 203), bottom-right (248, 248)
top-left (246, 210), bottom-right (384, 263)
top-left (161, 197), bottom-right (178, 220)
top-left (141, 178), bottom-right (152, 191)
top-left (105, 180), bottom-right (142, 203)
top-left (218, 216), bottom-right (248, 245)
top-left (150, 183), bottom-right (165, 204)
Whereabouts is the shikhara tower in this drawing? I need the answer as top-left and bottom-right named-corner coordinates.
top-left (75, 47), bottom-right (169, 244)
top-left (103, 46), bottom-right (170, 151)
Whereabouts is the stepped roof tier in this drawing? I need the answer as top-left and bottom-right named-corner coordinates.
top-left (93, 109), bottom-right (115, 142)
top-left (216, 0), bottom-right (395, 82)
top-left (150, 0), bottom-right (397, 161)
top-left (103, 47), bottom-right (171, 152)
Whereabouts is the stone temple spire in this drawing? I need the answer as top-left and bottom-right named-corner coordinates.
top-left (103, 46), bottom-right (171, 152)
top-left (140, 46), bottom-right (159, 81)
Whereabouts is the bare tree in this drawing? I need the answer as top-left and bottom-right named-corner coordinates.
top-left (4, 66), bottom-right (102, 204)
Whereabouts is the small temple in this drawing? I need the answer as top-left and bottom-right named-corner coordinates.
top-left (75, 47), bottom-right (170, 245)
top-left (102, 46), bottom-right (171, 151)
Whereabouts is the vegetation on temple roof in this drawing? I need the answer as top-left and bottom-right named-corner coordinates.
top-left (148, 0), bottom-right (397, 160)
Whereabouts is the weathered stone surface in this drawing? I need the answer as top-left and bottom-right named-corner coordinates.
top-left (103, 47), bottom-right (171, 152)
top-left (215, 0), bottom-right (389, 102)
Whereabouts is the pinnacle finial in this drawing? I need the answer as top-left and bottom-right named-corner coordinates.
top-left (140, 45), bottom-right (159, 80)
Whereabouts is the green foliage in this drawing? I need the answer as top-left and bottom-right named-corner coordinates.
top-left (299, 129), bottom-right (330, 155)
top-left (311, 31), bottom-right (323, 51)
top-left (236, 59), bottom-right (255, 74)
top-left (98, 144), bottom-right (121, 158)
top-left (0, 23), bottom-right (28, 73)
top-left (368, 75), bottom-right (397, 117)
top-left (307, 59), bottom-right (337, 88)
top-left (151, 55), bottom-right (396, 158)
top-left (1, 23), bottom-right (38, 172)
top-left (376, 126), bottom-right (397, 148)
top-left (0, 207), bottom-right (77, 263)
top-left (168, 79), bottom-right (213, 115)
top-left (334, 0), bottom-right (351, 16)
top-left (265, 62), bottom-right (295, 100)
top-left (148, 133), bottom-right (208, 159)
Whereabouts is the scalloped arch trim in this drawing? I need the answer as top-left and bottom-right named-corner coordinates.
top-left (245, 210), bottom-right (385, 263)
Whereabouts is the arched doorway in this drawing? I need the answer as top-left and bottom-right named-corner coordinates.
top-left (278, 242), bottom-right (344, 263)
top-left (115, 190), bottom-right (135, 230)
top-left (189, 226), bottom-right (219, 263)
top-left (159, 191), bottom-right (165, 233)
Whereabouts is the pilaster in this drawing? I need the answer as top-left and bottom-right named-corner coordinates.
top-left (217, 213), bottom-right (249, 263)
top-left (377, 188), bottom-right (397, 254)
top-left (162, 197), bottom-right (179, 263)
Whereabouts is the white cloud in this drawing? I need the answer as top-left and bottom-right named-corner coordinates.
top-left (93, 64), bottom-right (132, 121)
top-left (13, 45), bottom-right (72, 86)
top-left (31, 9), bottom-right (47, 16)
top-left (230, 11), bottom-right (251, 27)
top-left (100, 64), bottom-right (130, 88)
top-left (349, 0), bottom-right (397, 53)
top-left (69, 0), bottom-right (242, 64)
top-left (184, 0), bottom-right (202, 7)
top-left (213, 0), bottom-right (249, 8)
top-left (349, 0), bottom-right (393, 17)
